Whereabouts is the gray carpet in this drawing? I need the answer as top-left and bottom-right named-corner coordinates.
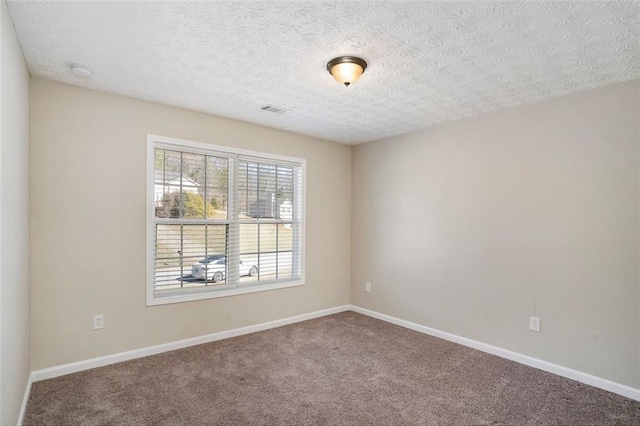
top-left (24, 312), bottom-right (640, 425)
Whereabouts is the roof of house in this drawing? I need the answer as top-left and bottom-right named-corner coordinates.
top-left (154, 170), bottom-right (200, 186)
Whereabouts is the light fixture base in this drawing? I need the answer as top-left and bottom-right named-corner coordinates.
top-left (70, 64), bottom-right (93, 78)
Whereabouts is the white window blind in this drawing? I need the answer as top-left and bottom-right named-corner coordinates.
top-left (147, 135), bottom-right (304, 305)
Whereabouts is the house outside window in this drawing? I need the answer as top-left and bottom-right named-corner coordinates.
top-left (147, 135), bottom-right (305, 305)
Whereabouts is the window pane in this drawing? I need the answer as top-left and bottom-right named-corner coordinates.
top-left (155, 224), bottom-right (183, 289)
top-left (155, 149), bottom-right (228, 220)
top-left (155, 149), bottom-right (182, 218)
top-left (154, 224), bottom-right (229, 294)
top-left (239, 161), bottom-right (259, 219)
top-left (238, 161), bottom-right (296, 220)
top-left (276, 165), bottom-right (294, 221)
top-left (205, 156), bottom-right (228, 219)
top-left (239, 223), bottom-right (294, 283)
top-left (277, 224), bottom-right (293, 279)
top-left (239, 223), bottom-right (259, 284)
top-left (180, 153), bottom-right (206, 219)
top-left (256, 163), bottom-right (277, 219)
top-left (258, 224), bottom-right (277, 280)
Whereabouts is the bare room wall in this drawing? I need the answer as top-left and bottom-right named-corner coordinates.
top-left (1, 0), bottom-right (31, 423)
top-left (351, 80), bottom-right (640, 388)
top-left (30, 79), bottom-right (351, 370)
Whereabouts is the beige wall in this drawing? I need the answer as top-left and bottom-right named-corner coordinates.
top-left (1, 1), bottom-right (31, 423)
top-left (352, 80), bottom-right (640, 388)
top-left (30, 79), bottom-right (351, 370)
top-left (27, 74), bottom-right (640, 390)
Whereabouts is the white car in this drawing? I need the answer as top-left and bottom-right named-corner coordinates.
top-left (191, 255), bottom-right (258, 282)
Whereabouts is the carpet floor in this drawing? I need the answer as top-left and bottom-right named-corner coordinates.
top-left (24, 312), bottom-right (640, 425)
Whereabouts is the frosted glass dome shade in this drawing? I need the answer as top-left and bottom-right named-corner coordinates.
top-left (327, 56), bottom-right (367, 87)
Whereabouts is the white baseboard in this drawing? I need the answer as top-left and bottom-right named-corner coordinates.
top-left (349, 304), bottom-right (640, 402)
top-left (17, 372), bottom-right (33, 426)
top-left (27, 303), bottom-right (640, 405)
top-left (31, 305), bottom-right (350, 383)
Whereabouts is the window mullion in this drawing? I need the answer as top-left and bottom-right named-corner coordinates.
top-left (275, 166), bottom-right (279, 280)
top-left (179, 152), bottom-right (184, 218)
top-left (204, 155), bottom-right (208, 219)
top-left (257, 163), bottom-right (261, 281)
top-left (180, 224), bottom-right (184, 288)
top-left (292, 166), bottom-right (302, 278)
top-left (227, 156), bottom-right (240, 287)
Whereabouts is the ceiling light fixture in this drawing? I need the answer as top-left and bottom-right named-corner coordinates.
top-left (326, 56), bottom-right (367, 87)
top-left (70, 64), bottom-right (93, 78)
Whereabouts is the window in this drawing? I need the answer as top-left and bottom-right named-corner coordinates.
top-left (147, 135), bottom-right (304, 305)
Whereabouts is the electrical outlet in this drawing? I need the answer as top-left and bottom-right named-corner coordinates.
top-left (365, 282), bottom-right (372, 293)
top-left (529, 316), bottom-right (541, 332)
top-left (93, 314), bottom-right (104, 330)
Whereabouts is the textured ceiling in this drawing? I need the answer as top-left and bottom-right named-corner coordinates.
top-left (7, 1), bottom-right (640, 145)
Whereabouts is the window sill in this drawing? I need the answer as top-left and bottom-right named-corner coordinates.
top-left (147, 279), bottom-right (305, 306)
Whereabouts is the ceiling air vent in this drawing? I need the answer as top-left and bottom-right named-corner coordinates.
top-left (259, 104), bottom-right (290, 114)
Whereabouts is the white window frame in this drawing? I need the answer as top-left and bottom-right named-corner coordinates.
top-left (146, 134), bottom-right (306, 306)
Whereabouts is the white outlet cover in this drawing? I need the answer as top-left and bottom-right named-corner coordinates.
top-left (365, 282), bottom-right (372, 293)
top-left (93, 314), bottom-right (104, 330)
top-left (529, 316), bottom-right (541, 332)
